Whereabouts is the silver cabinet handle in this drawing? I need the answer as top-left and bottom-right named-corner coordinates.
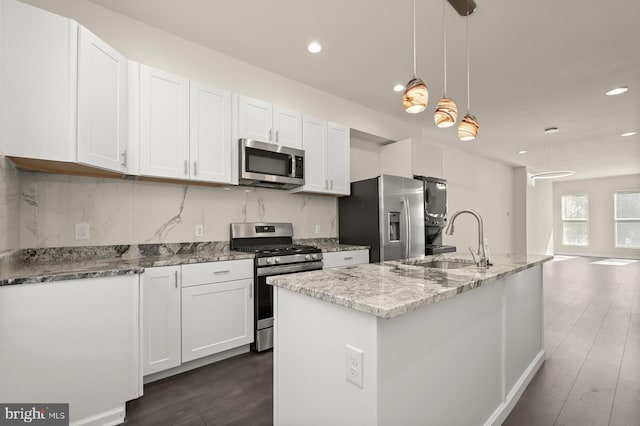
top-left (184, 160), bottom-right (188, 176)
top-left (268, 128), bottom-right (273, 142)
top-left (325, 179), bottom-right (328, 189)
top-left (174, 270), bottom-right (178, 288)
top-left (344, 256), bottom-right (354, 260)
top-left (330, 179), bottom-right (334, 190)
top-left (193, 161), bottom-right (197, 176)
top-left (213, 270), bottom-right (230, 274)
top-left (275, 129), bottom-right (279, 142)
top-left (120, 150), bottom-right (127, 166)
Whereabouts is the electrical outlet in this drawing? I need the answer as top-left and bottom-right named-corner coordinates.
top-left (75, 223), bottom-right (90, 240)
top-left (315, 225), bottom-right (321, 234)
top-left (345, 344), bottom-right (364, 388)
top-left (195, 224), bottom-right (204, 237)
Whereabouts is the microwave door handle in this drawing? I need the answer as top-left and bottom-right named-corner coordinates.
top-left (289, 155), bottom-right (295, 177)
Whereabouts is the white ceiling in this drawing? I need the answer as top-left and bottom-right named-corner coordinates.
top-left (86, 0), bottom-right (640, 181)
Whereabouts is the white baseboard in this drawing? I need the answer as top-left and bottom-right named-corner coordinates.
top-left (70, 405), bottom-right (125, 426)
top-left (484, 349), bottom-right (546, 426)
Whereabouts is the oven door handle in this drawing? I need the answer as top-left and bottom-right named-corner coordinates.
top-left (257, 261), bottom-right (323, 276)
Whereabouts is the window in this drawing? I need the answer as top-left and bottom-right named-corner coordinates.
top-left (562, 194), bottom-right (589, 246)
top-left (615, 190), bottom-right (640, 248)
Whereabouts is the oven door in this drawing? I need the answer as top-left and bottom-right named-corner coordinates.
top-left (253, 261), bottom-right (323, 352)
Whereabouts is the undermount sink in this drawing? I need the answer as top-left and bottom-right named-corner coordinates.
top-left (419, 260), bottom-right (476, 269)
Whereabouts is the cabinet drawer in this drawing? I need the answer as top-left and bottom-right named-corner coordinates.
top-left (181, 259), bottom-right (253, 287)
top-left (323, 250), bottom-right (369, 269)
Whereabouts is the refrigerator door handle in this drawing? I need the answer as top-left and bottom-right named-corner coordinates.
top-left (400, 196), bottom-right (410, 259)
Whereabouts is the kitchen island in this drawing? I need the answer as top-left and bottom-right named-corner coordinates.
top-left (268, 253), bottom-right (552, 426)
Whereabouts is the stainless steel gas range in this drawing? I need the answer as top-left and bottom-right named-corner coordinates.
top-left (230, 222), bottom-right (323, 352)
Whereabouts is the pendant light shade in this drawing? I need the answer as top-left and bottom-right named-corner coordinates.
top-left (458, 9), bottom-right (479, 141)
top-left (458, 114), bottom-right (479, 140)
top-left (403, 78), bottom-right (428, 113)
top-left (403, 0), bottom-right (428, 114)
top-left (434, 0), bottom-right (458, 127)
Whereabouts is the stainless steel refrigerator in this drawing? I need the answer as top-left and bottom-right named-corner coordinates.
top-left (338, 175), bottom-right (425, 263)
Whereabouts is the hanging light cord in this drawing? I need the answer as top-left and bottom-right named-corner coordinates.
top-left (466, 11), bottom-right (471, 113)
top-left (412, 0), bottom-right (417, 78)
top-left (442, 0), bottom-right (448, 97)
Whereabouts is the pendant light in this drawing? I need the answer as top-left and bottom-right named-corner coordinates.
top-left (434, 0), bottom-right (458, 127)
top-left (530, 127), bottom-right (576, 180)
top-left (458, 9), bottom-right (479, 141)
top-left (403, 0), bottom-right (428, 113)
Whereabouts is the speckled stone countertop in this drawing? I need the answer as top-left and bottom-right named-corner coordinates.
top-left (267, 253), bottom-right (552, 319)
top-left (0, 239), bottom-right (368, 286)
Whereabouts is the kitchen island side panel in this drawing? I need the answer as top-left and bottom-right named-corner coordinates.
top-left (377, 278), bottom-right (504, 426)
top-left (273, 287), bottom-right (379, 426)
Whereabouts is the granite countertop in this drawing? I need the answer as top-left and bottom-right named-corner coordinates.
top-left (267, 253), bottom-right (552, 319)
top-left (0, 239), bottom-right (368, 286)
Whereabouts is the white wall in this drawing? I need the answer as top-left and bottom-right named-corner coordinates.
top-left (441, 146), bottom-right (515, 256)
top-left (350, 137), bottom-right (380, 183)
top-left (526, 176), bottom-right (554, 255)
top-left (553, 174), bottom-right (640, 259)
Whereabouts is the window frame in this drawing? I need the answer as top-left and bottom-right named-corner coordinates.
top-left (614, 190), bottom-right (640, 249)
top-left (561, 193), bottom-right (590, 247)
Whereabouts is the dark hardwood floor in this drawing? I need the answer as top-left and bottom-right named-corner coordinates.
top-left (125, 351), bottom-right (273, 426)
top-left (125, 256), bottom-right (640, 426)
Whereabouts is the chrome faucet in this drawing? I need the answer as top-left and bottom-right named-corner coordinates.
top-left (445, 209), bottom-right (488, 267)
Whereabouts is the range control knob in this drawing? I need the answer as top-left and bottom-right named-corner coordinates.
top-left (305, 254), bottom-right (312, 261)
top-left (266, 258), bottom-right (274, 265)
top-left (312, 253), bottom-right (319, 260)
top-left (274, 257), bottom-right (281, 264)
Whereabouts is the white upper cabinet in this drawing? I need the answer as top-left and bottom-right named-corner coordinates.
top-left (139, 64), bottom-right (190, 179)
top-left (2, 0), bottom-right (78, 162)
top-left (292, 115), bottom-right (350, 196)
top-left (77, 26), bottom-right (128, 173)
top-left (2, 0), bottom-right (128, 174)
top-left (237, 95), bottom-right (302, 149)
top-left (326, 122), bottom-right (350, 195)
top-left (189, 82), bottom-right (232, 184)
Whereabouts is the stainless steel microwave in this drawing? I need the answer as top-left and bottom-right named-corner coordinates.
top-left (239, 139), bottom-right (305, 189)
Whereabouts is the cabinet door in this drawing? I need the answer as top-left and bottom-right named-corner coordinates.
top-left (142, 266), bottom-right (181, 376)
top-left (297, 115), bottom-right (328, 193)
top-left (238, 95), bottom-right (273, 142)
top-left (139, 65), bottom-right (190, 179)
top-left (182, 279), bottom-right (253, 362)
top-left (190, 81), bottom-right (232, 183)
top-left (1, 0), bottom-right (77, 162)
top-left (77, 26), bottom-right (127, 173)
top-left (326, 122), bottom-right (351, 196)
top-left (273, 106), bottom-right (302, 149)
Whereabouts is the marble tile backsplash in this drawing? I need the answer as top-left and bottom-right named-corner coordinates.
top-left (0, 154), bottom-right (20, 252)
top-left (15, 170), bottom-right (338, 248)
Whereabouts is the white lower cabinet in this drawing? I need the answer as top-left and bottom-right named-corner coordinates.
top-left (182, 277), bottom-right (254, 362)
top-left (142, 265), bottom-right (182, 376)
top-left (323, 249), bottom-right (369, 268)
top-left (0, 275), bottom-right (141, 425)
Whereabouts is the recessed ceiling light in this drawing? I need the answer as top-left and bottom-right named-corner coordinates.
top-left (393, 84), bottom-right (405, 92)
top-left (518, 150), bottom-right (527, 154)
top-left (606, 86), bottom-right (628, 96)
top-left (544, 127), bottom-right (559, 134)
top-left (621, 131), bottom-right (637, 137)
top-left (307, 42), bottom-right (322, 53)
